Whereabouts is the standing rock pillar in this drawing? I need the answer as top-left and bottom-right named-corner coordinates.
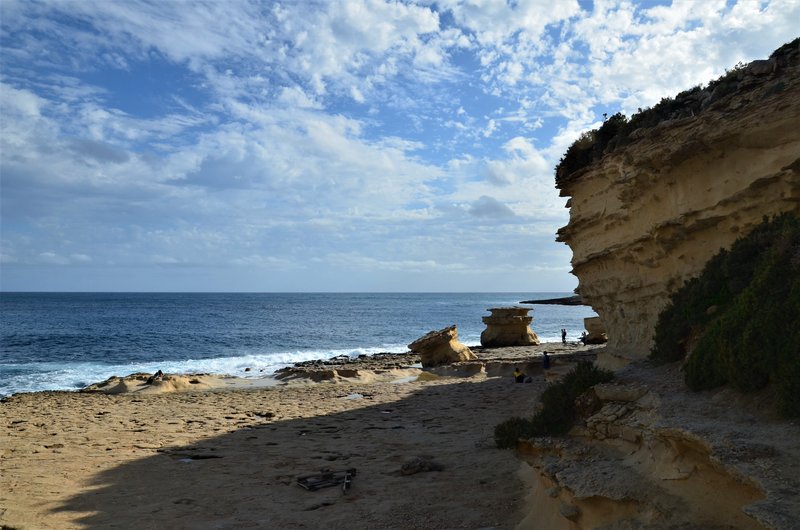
top-left (480, 307), bottom-right (540, 347)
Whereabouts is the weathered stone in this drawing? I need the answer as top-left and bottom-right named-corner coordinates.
top-left (746, 59), bottom-right (775, 76)
top-left (408, 325), bottom-right (475, 368)
top-left (583, 316), bottom-right (607, 344)
top-left (559, 503), bottom-right (581, 521)
top-left (556, 50), bottom-right (800, 365)
top-left (621, 426), bottom-right (640, 443)
top-left (607, 424), bottom-right (622, 438)
top-left (594, 383), bottom-right (646, 403)
top-left (480, 307), bottom-right (540, 347)
top-left (427, 361), bottom-right (484, 377)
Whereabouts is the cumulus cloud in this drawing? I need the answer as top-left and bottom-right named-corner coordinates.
top-left (1, 0), bottom-right (798, 291)
top-left (469, 196), bottom-right (515, 218)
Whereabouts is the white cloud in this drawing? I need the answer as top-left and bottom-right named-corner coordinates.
top-left (2, 0), bottom-right (799, 291)
top-left (278, 86), bottom-right (323, 109)
top-left (0, 83), bottom-right (45, 117)
top-left (469, 195), bottom-right (515, 218)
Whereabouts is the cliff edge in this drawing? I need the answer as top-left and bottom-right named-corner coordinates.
top-left (556, 39), bottom-right (800, 366)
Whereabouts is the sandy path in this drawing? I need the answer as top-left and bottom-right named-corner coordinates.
top-left (1, 372), bottom-right (545, 529)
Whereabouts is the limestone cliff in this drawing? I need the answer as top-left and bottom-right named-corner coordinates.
top-left (556, 40), bottom-right (800, 366)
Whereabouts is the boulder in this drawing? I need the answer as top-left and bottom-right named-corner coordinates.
top-left (480, 307), bottom-right (540, 347)
top-left (583, 316), bottom-right (607, 344)
top-left (746, 59), bottom-right (775, 76)
top-left (408, 325), bottom-right (475, 367)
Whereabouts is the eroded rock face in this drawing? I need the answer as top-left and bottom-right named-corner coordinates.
top-left (557, 47), bottom-right (800, 365)
top-left (480, 307), bottom-right (541, 347)
top-left (582, 316), bottom-right (607, 345)
top-left (515, 361), bottom-right (800, 529)
top-left (407, 325), bottom-right (476, 367)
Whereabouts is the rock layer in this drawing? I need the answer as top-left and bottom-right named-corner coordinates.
top-left (556, 45), bottom-right (800, 365)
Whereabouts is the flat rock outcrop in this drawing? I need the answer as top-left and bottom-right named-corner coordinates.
top-left (516, 361), bottom-right (800, 530)
top-left (480, 307), bottom-right (540, 347)
top-left (556, 40), bottom-right (800, 366)
top-left (81, 372), bottom-right (226, 394)
top-left (519, 295), bottom-right (584, 306)
top-left (407, 325), bottom-right (476, 367)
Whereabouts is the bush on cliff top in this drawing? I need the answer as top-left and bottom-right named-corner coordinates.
top-left (494, 361), bottom-right (614, 448)
top-left (649, 213), bottom-right (800, 417)
top-left (554, 37), bottom-right (799, 184)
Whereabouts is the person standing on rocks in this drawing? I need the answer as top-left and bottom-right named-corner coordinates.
top-left (561, 329), bottom-right (567, 344)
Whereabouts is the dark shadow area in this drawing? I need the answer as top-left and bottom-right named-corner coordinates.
top-left (49, 375), bottom-right (544, 529)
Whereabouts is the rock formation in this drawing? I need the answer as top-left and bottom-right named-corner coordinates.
top-left (556, 40), bottom-right (800, 366)
top-left (480, 307), bottom-right (541, 347)
top-left (80, 372), bottom-right (224, 394)
top-left (519, 295), bottom-right (584, 305)
top-left (582, 316), bottom-right (607, 344)
top-left (407, 325), bottom-right (476, 367)
top-left (515, 362), bottom-right (800, 529)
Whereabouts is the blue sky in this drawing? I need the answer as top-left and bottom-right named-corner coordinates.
top-left (1, 0), bottom-right (798, 292)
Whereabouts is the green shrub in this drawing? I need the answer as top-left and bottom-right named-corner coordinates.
top-left (494, 416), bottom-right (537, 449)
top-left (494, 361), bottom-right (614, 447)
top-left (651, 213), bottom-right (800, 417)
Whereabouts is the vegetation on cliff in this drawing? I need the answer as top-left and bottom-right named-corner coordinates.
top-left (494, 361), bottom-right (613, 448)
top-left (650, 213), bottom-right (800, 417)
top-left (555, 37), bottom-right (799, 184)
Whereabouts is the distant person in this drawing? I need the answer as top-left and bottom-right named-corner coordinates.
top-left (580, 331), bottom-right (588, 345)
top-left (512, 367), bottom-right (532, 383)
top-left (561, 328), bottom-right (567, 344)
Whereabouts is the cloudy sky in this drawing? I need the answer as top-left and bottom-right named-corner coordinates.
top-left (1, 1), bottom-right (798, 292)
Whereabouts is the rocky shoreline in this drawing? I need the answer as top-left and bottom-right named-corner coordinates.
top-left (0, 342), bottom-right (595, 529)
top-left (3, 342), bottom-right (798, 529)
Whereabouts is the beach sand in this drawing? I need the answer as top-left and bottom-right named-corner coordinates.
top-left (1, 343), bottom-right (593, 529)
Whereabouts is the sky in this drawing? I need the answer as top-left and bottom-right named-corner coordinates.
top-left (1, 1), bottom-right (798, 292)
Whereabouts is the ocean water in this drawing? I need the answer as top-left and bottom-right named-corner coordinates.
top-left (0, 292), bottom-right (597, 396)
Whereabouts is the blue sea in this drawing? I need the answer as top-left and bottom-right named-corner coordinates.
top-left (0, 292), bottom-right (596, 396)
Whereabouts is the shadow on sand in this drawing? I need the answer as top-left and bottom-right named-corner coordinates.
top-left (50, 375), bottom-right (545, 529)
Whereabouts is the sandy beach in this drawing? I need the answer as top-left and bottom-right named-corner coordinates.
top-left (1, 343), bottom-right (593, 529)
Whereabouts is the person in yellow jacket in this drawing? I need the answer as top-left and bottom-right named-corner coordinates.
top-left (512, 367), bottom-right (532, 383)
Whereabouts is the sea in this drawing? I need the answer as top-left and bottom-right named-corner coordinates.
top-left (0, 292), bottom-right (597, 396)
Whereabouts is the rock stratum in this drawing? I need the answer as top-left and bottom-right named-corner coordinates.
top-left (556, 39), bottom-right (800, 366)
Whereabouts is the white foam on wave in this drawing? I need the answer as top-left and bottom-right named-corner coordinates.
top-left (0, 343), bottom-right (411, 396)
top-left (1, 333), bottom-right (581, 396)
